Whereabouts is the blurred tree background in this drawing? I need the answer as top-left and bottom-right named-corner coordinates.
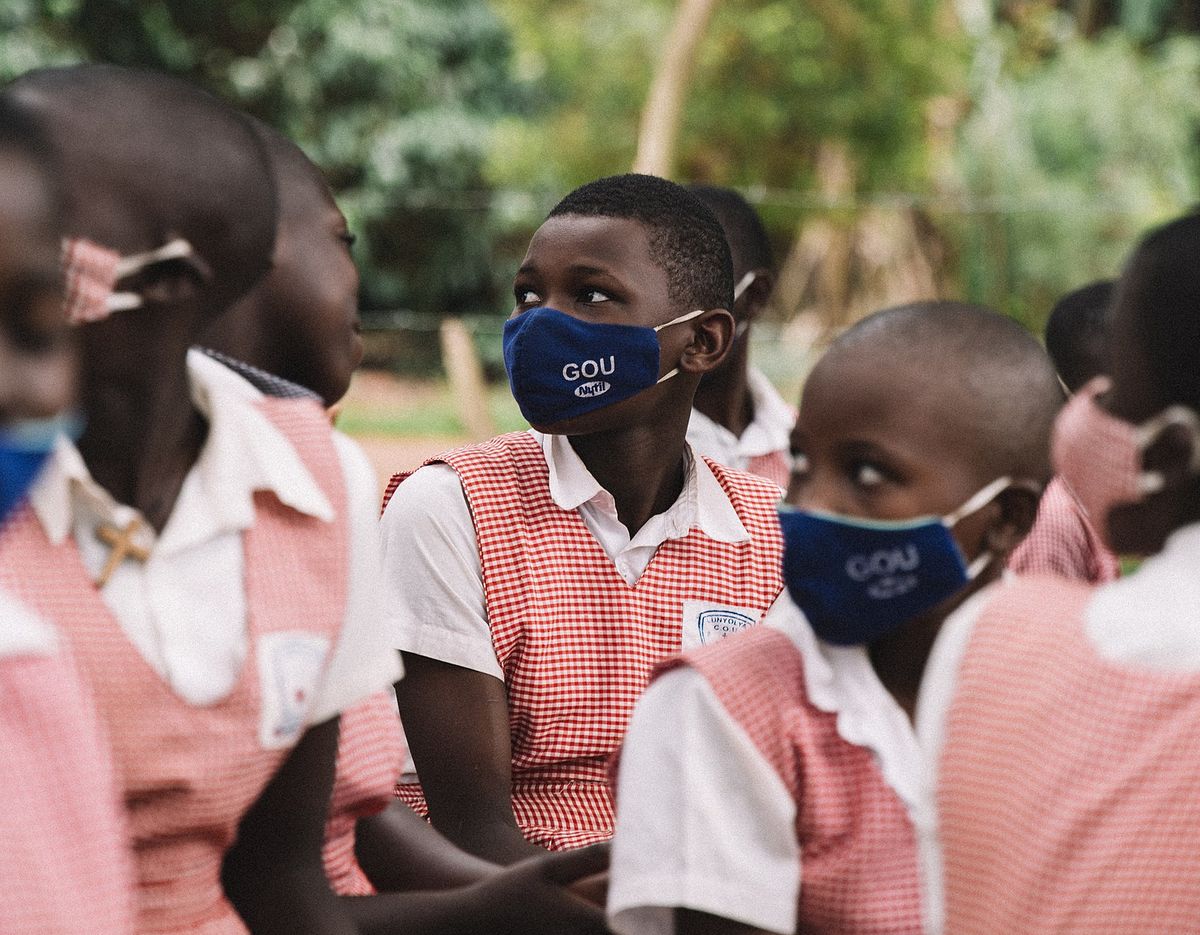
top-left (3, 0), bottom-right (1200, 357)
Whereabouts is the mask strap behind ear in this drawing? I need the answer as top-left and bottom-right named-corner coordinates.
top-left (944, 476), bottom-right (1013, 525)
top-left (733, 271), bottom-right (757, 302)
top-left (654, 308), bottom-right (708, 384)
top-left (113, 237), bottom-right (196, 280)
top-left (653, 308), bottom-right (707, 332)
top-left (1134, 404), bottom-right (1200, 494)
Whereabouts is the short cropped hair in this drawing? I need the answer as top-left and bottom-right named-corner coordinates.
top-left (1117, 210), bottom-right (1200, 410)
top-left (687, 184), bottom-right (773, 273)
top-left (548, 173), bottom-right (734, 312)
top-left (1044, 281), bottom-right (1112, 393)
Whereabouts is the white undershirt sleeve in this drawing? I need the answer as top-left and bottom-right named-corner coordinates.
top-left (378, 463), bottom-right (503, 680)
top-left (608, 667), bottom-right (800, 935)
top-left (308, 433), bottom-right (405, 724)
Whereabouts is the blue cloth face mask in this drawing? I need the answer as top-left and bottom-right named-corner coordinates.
top-left (777, 477), bottom-right (1013, 646)
top-left (0, 414), bottom-right (78, 528)
top-left (503, 306), bottom-right (705, 426)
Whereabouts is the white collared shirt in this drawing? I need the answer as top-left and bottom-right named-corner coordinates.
top-left (686, 366), bottom-right (795, 472)
top-left (607, 592), bottom-right (928, 935)
top-left (27, 350), bottom-right (400, 717)
top-left (0, 589), bottom-right (59, 658)
top-left (379, 429), bottom-right (750, 681)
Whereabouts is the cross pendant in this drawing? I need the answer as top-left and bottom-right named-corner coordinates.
top-left (94, 518), bottom-right (150, 588)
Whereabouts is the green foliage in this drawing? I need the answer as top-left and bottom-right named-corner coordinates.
top-left (953, 29), bottom-right (1200, 327)
top-left (0, 0), bottom-right (522, 314)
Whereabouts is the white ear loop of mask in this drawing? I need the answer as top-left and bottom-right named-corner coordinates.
top-left (108, 238), bottom-right (197, 312)
top-left (654, 308), bottom-right (707, 385)
top-left (1133, 405), bottom-right (1200, 495)
top-left (731, 271), bottom-right (758, 339)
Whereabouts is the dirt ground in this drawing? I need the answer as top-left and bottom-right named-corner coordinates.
top-left (338, 370), bottom-right (469, 495)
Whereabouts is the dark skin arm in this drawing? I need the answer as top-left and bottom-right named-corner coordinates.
top-left (394, 652), bottom-right (544, 864)
top-left (342, 844), bottom-right (613, 935)
top-left (354, 799), bottom-right (498, 892)
top-left (222, 717), bottom-right (354, 935)
top-left (676, 910), bottom-right (774, 935)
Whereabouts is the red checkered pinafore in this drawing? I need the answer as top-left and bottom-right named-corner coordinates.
top-left (0, 626), bottom-right (136, 934)
top-left (390, 431), bottom-right (784, 849)
top-left (322, 690), bottom-right (405, 895)
top-left (746, 449), bottom-right (792, 492)
top-left (1007, 475), bottom-right (1119, 583)
top-left (657, 626), bottom-right (924, 933)
top-left (0, 397), bottom-right (348, 935)
top-left (939, 577), bottom-right (1200, 933)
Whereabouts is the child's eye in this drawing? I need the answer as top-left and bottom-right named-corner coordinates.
top-left (578, 288), bottom-right (612, 304)
top-left (514, 288), bottom-right (542, 306)
top-left (851, 462), bottom-right (886, 488)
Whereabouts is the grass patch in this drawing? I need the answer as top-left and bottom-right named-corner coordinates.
top-left (339, 383), bottom-right (528, 438)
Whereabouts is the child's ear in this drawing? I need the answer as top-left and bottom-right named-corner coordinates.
top-left (680, 308), bottom-right (735, 375)
top-left (121, 252), bottom-right (213, 307)
top-left (983, 485), bottom-right (1042, 558)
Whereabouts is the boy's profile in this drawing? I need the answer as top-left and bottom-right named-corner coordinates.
top-left (685, 185), bottom-right (793, 489)
top-left (609, 301), bottom-right (1060, 935)
top-left (381, 173), bottom-right (784, 864)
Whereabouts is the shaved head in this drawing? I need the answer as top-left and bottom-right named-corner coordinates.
top-left (4, 64), bottom-right (276, 309)
top-left (824, 301), bottom-right (1062, 485)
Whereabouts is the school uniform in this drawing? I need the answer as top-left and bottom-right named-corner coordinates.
top-left (686, 366), bottom-right (794, 490)
top-left (608, 592), bottom-right (928, 935)
top-left (919, 523), bottom-right (1200, 933)
top-left (0, 590), bottom-right (135, 934)
top-left (196, 348), bottom-right (406, 897)
top-left (1007, 475), bottom-right (1119, 582)
top-left (380, 429), bottom-right (784, 849)
top-left (0, 351), bottom-right (400, 934)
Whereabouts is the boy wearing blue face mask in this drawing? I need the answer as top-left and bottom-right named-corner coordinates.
top-left (608, 301), bottom-right (1060, 935)
top-left (380, 173), bottom-right (785, 864)
top-left (0, 98), bottom-right (135, 934)
top-left (931, 212), bottom-right (1200, 932)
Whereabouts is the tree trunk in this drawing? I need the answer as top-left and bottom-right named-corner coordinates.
top-left (632, 0), bottom-right (719, 176)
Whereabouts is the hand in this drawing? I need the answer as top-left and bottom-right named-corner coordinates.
top-left (472, 843), bottom-right (613, 935)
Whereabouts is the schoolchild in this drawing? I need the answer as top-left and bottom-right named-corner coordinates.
top-left (685, 185), bottom-right (793, 489)
top-left (609, 301), bottom-right (1061, 934)
top-left (380, 173), bottom-right (785, 863)
top-left (1007, 279), bottom-right (1120, 582)
top-left (929, 212), bottom-right (1200, 932)
top-left (201, 119), bottom-right (610, 935)
top-left (0, 95), bottom-right (135, 935)
top-left (0, 64), bottom-right (400, 934)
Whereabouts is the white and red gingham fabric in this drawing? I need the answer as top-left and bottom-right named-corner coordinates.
top-left (0, 647), bottom-right (136, 934)
top-left (0, 396), bottom-right (348, 935)
top-left (322, 690), bottom-right (405, 896)
top-left (938, 576), bottom-right (1200, 933)
top-left (657, 626), bottom-right (924, 933)
top-left (1007, 475), bottom-right (1120, 583)
top-left (746, 450), bottom-right (792, 492)
top-left (61, 237), bottom-right (122, 325)
top-left (391, 431), bottom-right (784, 849)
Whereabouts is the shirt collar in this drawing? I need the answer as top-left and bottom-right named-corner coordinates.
top-left (535, 430), bottom-right (749, 544)
top-left (738, 366), bottom-right (796, 458)
top-left (28, 350), bottom-right (333, 550)
top-left (767, 591), bottom-right (925, 814)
